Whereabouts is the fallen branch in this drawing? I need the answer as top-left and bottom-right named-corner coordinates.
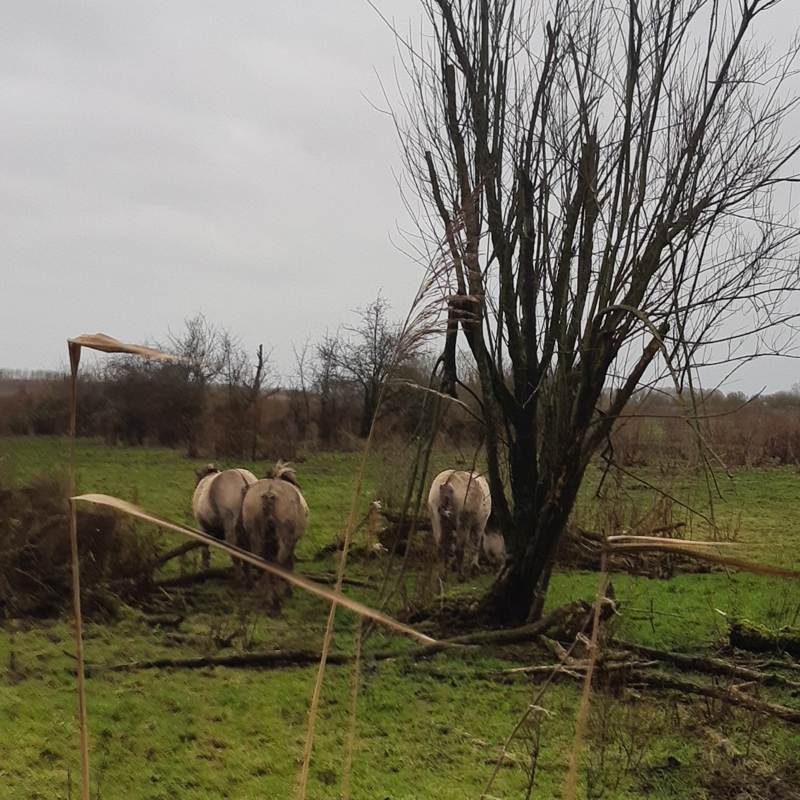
top-left (730, 619), bottom-right (800, 659)
top-left (153, 567), bottom-right (374, 591)
top-left (497, 659), bottom-right (657, 678)
top-left (755, 659), bottom-right (800, 673)
top-left (156, 540), bottom-right (205, 567)
top-left (380, 509), bottom-right (432, 531)
top-left (101, 602), bottom-right (583, 673)
top-left (154, 567), bottom-right (230, 588)
top-left (614, 640), bottom-right (800, 691)
top-left (627, 670), bottom-right (800, 725)
top-left (309, 572), bottom-right (376, 589)
top-left (100, 649), bottom-right (351, 673)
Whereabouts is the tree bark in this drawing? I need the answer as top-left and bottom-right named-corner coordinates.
top-left (359, 386), bottom-right (378, 438)
top-left (484, 450), bottom-right (590, 625)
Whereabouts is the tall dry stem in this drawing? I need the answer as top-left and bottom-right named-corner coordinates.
top-left (65, 332), bottom-right (186, 800)
top-left (294, 231), bottom-right (452, 799)
top-left (67, 342), bottom-right (90, 800)
top-left (562, 554), bottom-right (609, 800)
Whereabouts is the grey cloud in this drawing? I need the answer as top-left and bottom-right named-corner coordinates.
top-left (2, 1), bottom-right (798, 394)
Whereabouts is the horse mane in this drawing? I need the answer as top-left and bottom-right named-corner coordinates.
top-left (266, 460), bottom-right (301, 488)
top-left (195, 463), bottom-right (219, 483)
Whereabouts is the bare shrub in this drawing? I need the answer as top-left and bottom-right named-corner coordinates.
top-left (609, 390), bottom-right (800, 468)
top-left (0, 475), bottom-right (159, 618)
top-left (332, 294), bottom-right (407, 438)
top-left (586, 689), bottom-right (657, 800)
top-left (565, 466), bottom-right (720, 578)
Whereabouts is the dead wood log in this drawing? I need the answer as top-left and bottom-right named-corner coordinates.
top-left (98, 649), bottom-right (351, 673)
top-left (380, 509), bottom-right (432, 531)
top-left (496, 660), bottom-right (657, 678)
top-left (614, 640), bottom-right (800, 691)
top-left (155, 540), bottom-right (205, 566)
top-left (153, 567), bottom-right (374, 591)
top-left (556, 525), bottom-right (715, 577)
top-left (754, 659), bottom-right (800, 673)
top-left (141, 613), bottom-right (184, 629)
top-left (154, 567), bottom-right (231, 588)
top-left (627, 670), bottom-right (800, 725)
top-left (100, 601), bottom-right (584, 673)
top-left (730, 620), bottom-right (800, 659)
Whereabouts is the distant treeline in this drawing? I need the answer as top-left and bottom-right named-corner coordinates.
top-left (0, 368), bottom-right (66, 383)
top-left (607, 389), bottom-right (800, 468)
top-left (0, 309), bottom-right (481, 458)
top-left (3, 312), bottom-right (799, 467)
top-left (4, 364), bottom-right (800, 468)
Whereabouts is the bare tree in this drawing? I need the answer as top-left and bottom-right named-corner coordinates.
top-left (162, 314), bottom-right (228, 455)
top-left (335, 294), bottom-right (404, 437)
top-left (292, 339), bottom-right (314, 443)
top-left (247, 344), bottom-right (271, 460)
top-left (314, 331), bottom-right (343, 447)
top-left (169, 313), bottom-right (225, 385)
top-left (394, 0), bottom-right (800, 622)
top-left (219, 334), bottom-right (275, 458)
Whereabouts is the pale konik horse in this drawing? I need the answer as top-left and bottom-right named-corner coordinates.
top-left (242, 461), bottom-right (309, 609)
top-left (428, 469), bottom-right (492, 577)
top-left (192, 465), bottom-right (257, 569)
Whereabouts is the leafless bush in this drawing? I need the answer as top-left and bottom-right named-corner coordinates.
top-left (332, 293), bottom-right (411, 438)
top-left (585, 689), bottom-right (657, 800)
top-left (610, 389), bottom-right (800, 467)
top-left (0, 475), bottom-right (159, 618)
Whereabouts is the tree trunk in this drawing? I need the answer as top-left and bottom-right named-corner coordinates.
top-left (250, 402), bottom-right (260, 461)
top-left (359, 388), bottom-right (377, 438)
top-left (484, 450), bottom-right (588, 625)
top-left (319, 393), bottom-right (333, 447)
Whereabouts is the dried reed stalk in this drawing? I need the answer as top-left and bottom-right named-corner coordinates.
top-left (67, 342), bottom-right (90, 800)
top-left (64, 331), bottom-right (199, 800)
top-left (561, 554), bottom-right (608, 800)
top-left (340, 619), bottom-right (364, 800)
top-left (67, 333), bottom-right (181, 361)
top-left (295, 404), bottom-right (382, 798)
top-left (605, 539), bottom-right (800, 579)
top-left (480, 604), bottom-right (595, 799)
top-left (295, 257), bottom-right (449, 799)
top-left (71, 494), bottom-right (433, 643)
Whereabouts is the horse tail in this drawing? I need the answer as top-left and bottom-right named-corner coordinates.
top-left (266, 460), bottom-right (301, 488)
top-left (260, 491), bottom-right (279, 562)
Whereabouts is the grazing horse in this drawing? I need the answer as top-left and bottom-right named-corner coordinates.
top-left (192, 465), bottom-right (257, 568)
top-left (481, 528), bottom-right (507, 567)
top-left (242, 461), bottom-right (309, 608)
top-left (428, 469), bottom-right (491, 577)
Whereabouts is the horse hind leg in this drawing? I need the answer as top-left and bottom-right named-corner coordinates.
top-left (256, 499), bottom-right (282, 613)
top-left (437, 516), bottom-right (456, 578)
top-left (456, 521), bottom-right (482, 581)
top-left (223, 520), bottom-right (247, 584)
top-left (468, 525), bottom-right (483, 575)
top-left (254, 571), bottom-right (281, 616)
top-left (275, 525), bottom-right (296, 600)
top-left (234, 516), bottom-right (255, 585)
top-left (454, 530), bottom-right (468, 582)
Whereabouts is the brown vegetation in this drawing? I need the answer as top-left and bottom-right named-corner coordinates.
top-left (610, 389), bottom-right (800, 467)
top-left (0, 476), bottom-right (158, 617)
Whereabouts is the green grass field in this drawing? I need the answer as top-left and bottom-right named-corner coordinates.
top-left (1, 437), bottom-right (799, 799)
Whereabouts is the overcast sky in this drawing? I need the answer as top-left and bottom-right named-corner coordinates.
top-left (2, 1), bottom-right (799, 394)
